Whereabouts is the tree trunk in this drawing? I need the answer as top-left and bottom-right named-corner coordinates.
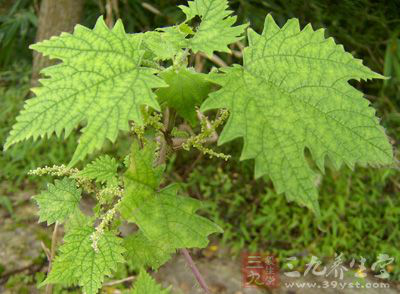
top-left (31, 0), bottom-right (85, 87)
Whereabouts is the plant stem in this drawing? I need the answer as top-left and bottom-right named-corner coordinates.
top-left (181, 248), bottom-right (211, 294)
top-left (103, 275), bottom-right (136, 286)
top-left (45, 221), bottom-right (59, 294)
top-left (156, 108), bottom-right (211, 294)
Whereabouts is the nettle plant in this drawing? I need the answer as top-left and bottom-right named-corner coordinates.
top-left (4, 0), bottom-right (395, 293)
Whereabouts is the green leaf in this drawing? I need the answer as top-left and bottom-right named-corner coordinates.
top-left (43, 225), bottom-right (125, 294)
top-left (179, 0), bottom-right (247, 56)
top-left (201, 15), bottom-right (393, 214)
top-left (142, 26), bottom-right (188, 61)
top-left (156, 67), bottom-right (212, 125)
top-left (33, 178), bottom-right (81, 225)
top-left (124, 232), bottom-right (174, 270)
top-left (77, 155), bottom-right (119, 186)
top-left (130, 270), bottom-right (170, 294)
top-left (122, 140), bottom-right (164, 191)
top-left (5, 16), bottom-right (166, 166)
top-left (128, 184), bottom-right (222, 248)
top-left (119, 141), bottom-right (222, 250)
top-left (64, 209), bottom-right (94, 232)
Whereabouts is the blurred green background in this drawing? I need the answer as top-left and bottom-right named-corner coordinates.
top-left (1, 0), bottom-right (399, 291)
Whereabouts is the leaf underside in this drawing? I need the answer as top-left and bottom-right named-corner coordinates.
top-left (201, 15), bottom-right (393, 214)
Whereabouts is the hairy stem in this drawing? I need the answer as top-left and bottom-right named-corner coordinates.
top-left (181, 248), bottom-right (211, 294)
top-left (45, 221), bottom-right (59, 294)
top-left (103, 275), bottom-right (136, 286)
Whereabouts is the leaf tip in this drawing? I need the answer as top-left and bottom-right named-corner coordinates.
top-left (3, 135), bottom-right (17, 151)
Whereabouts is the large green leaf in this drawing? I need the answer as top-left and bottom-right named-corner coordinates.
top-left (201, 15), bottom-right (393, 214)
top-left (125, 184), bottom-right (222, 248)
top-left (119, 141), bottom-right (222, 268)
top-left (5, 17), bottom-right (166, 165)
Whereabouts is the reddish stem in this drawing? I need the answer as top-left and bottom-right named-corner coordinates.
top-left (181, 248), bottom-right (211, 294)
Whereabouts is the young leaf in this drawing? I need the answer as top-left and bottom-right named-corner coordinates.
top-left (122, 140), bottom-right (164, 191)
top-left (5, 16), bottom-right (166, 166)
top-left (179, 0), bottom-right (247, 56)
top-left (124, 232), bottom-right (174, 270)
top-left (201, 15), bottom-right (394, 214)
top-left (77, 155), bottom-right (119, 186)
top-left (43, 225), bottom-right (125, 294)
top-left (33, 178), bottom-right (81, 225)
top-left (119, 141), bottom-right (222, 250)
top-left (130, 270), bottom-right (170, 294)
top-left (156, 67), bottom-right (212, 125)
top-left (142, 26), bottom-right (188, 61)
